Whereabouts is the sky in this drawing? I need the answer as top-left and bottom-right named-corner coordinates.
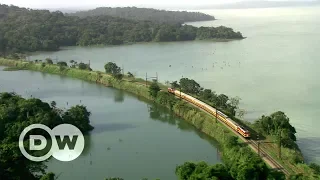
top-left (0, 0), bottom-right (316, 9)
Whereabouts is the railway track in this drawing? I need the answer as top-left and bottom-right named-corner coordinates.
top-left (138, 84), bottom-right (291, 176)
top-left (178, 94), bottom-right (291, 176)
top-left (248, 139), bottom-right (290, 176)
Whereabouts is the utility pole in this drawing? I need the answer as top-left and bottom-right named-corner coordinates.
top-left (180, 85), bottom-right (182, 100)
top-left (145, 73), bottom-right (158, 87)
top-left (156, 72), bottom-right (158, 82)
top-left (279, 130), bottom-right (282, 159)
top-left (215, 109), bottom-right (218, 123)
top-left (180, 75), bottom-right (183, 100)
top-left (257, 134), bottom-right (260, 156)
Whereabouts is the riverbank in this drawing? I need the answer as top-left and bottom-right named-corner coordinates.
top-left (0, 58), bottom-right (318, 179)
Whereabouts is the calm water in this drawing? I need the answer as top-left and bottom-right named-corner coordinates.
top-left (29, 6), bottom-right (320, 163)
top-left (0, 67), bottom-right (221, 180)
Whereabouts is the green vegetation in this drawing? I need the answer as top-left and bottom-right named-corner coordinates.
top-left (104, 62), bottom-right (123, 80)
top-left (174, 78), bottom-right (240, 116)
top-left (1, 59), bottom-right (319, 179)
top-left (104, 62), bottom-right (121, 75)
top-left (309, 163), bottom-right (320, 175)
top-left (176, 161), bottom-right (286, 180)
top-left (57, 61), bottom-right (68, 67)
top-left (149, 80), bottom-right (161, 98)
top-left (0, 4), bottom-right (243, 56)
top-left (78, 62), bottom-right (92, 71)
top-left (249, 111), bottom-right (320, 178)
top-left (0, 92), bottom-right (94, 179)
top-left (69, 7), bottom-right (215, 24)
top-left (254, 111), bottom-right (298, 149)
top-left (2, 66), bottom-right (25, 71)
top-left (45, 58), bottom-right (53, 64)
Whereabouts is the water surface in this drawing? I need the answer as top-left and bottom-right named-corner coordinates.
top-left (29, 6), bottom-right (320, 163)
top-left (0, 67), bottom-right (221, 180)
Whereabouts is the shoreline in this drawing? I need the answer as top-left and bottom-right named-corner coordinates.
top-left (0, 58), bottom-right (317, 178)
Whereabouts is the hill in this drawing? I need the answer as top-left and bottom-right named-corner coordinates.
top-left (68, 7), bottom-right (215, 23)
top-left (0, 4), bottom-right (242, 56)
top-left (199, 0), bottom-right (320, 9)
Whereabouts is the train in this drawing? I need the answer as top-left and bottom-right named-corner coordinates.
top-left (168, 88), bottom-right (250, 138)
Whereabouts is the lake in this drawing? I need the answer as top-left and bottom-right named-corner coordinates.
top-left (29, 6), bottom-right (320, 164)
top-left (0, 66), bottom-right (221, 180)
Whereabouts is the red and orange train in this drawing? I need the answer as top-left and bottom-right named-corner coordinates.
top-left (168, 88), bottom-right (250, 138)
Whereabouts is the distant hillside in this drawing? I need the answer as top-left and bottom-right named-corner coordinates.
top-left (68, 7), bottom-right (215, 23)
top-left (201, 0), bottom-right (320, 9)
top-left (0, 4), bottom-right (242, 56)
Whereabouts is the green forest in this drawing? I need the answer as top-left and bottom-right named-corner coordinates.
top-left (0, 4), bottom-right (243, 56)
top-left (0, 92), bottom-right (94, 180)
top-left (68, 7), bottom-right (215, 23)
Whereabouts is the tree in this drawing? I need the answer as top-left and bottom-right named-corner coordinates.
top-left (176, 162), bottom-right (233, 180)
top-left (254, 111), bottom-right (297, 149)
top-left (217, 94), bottom-right (229, 108)
top-left (310, 163), bottom-right (320, 175)
top-left (0, 92), bottom-right (94, 180)
top-left (45, 58), bottom-right (53, 64)
top-left (237, 109), bottom-right (246, 119)
top-left (225, 136), bottom-right (239, 148)
top-left (57, 61), bottom-right (68, 67)
top-left (229, 96), bottom-right (241, 109)
top-left (104, 62), bottom-right (121, 75)
top-left (0, 4), bottom-right (242, 56)
top-left (62, 105), bottom-right (94, 133)
top-left (40, 173), bottom-right (55, 180)
top-left (114, 73), bottom-right (123, 80)
top-left (50, 101), bottom-right (56, 108)
top-left (78, 62), bottom-right (90, 70)
top-left (127, 72), bottom-right (134, 78)
top-left (179, 78), bottom-right (201, 94)
top-left (170, 81), bottom-right (180, 89)
top-left (199, 89), bottom-right (213, 100)
top-left (149, 81), bottom-right (161, 98)
top-left (267, 169), bottom-right (286, 180)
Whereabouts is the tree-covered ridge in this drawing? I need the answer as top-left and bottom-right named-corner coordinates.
top-left (0, 92), bottom-right (93, 179)
top-left (254, 111), bottom-right (298, 149)
top-left (68, 7), bottom-right (215, 24)
top-left (0, 4), bottom-right (243, 56)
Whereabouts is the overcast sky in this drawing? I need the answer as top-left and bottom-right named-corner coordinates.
top-left (0, 0), bottom-right (315, 9)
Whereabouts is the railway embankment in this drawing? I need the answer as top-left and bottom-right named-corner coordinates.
top-left (1, 58), bottom-right (319, 179)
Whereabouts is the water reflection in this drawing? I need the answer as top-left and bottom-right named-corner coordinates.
top-left (81, 135), bottom-right (92, 156)
top-left (114, 90), bottom-right (125, 103)
top-left (41, 72), bottom-right (47, 79)
top-left (0, 68), bottom-right (222, 179)
top-left (91, 123), bottom-right (136, 134)
top-left (147, 103), bottom-right (219, 147)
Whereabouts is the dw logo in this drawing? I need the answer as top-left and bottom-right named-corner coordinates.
top-left (19, 124), bottom-right (85, 162)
